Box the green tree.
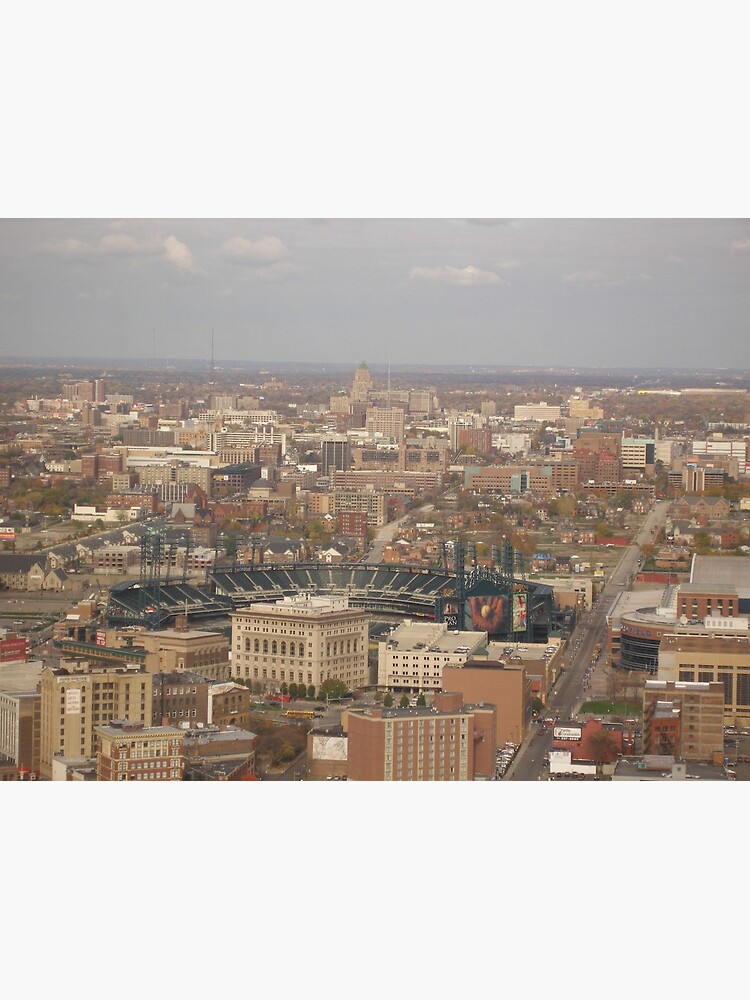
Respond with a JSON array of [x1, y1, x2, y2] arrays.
[[416, 693, 426, 707], [692, 531, 713, 555], [307, 684, 316, 699], [399, 693, 410, 708], [383, 692, 394, 708], [320, 677, 347, 701], [281, 682, 288, 696], [288, 682, 298, 699]]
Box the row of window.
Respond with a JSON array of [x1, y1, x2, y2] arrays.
[[242, 638, 360, 656]]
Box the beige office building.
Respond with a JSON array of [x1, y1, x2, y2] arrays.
[[39, 662, 152, 779], [231, 594, 369, 694], [377, 621, 487, 693], [658, 628, 750, 727], [139, 626, 231, 679], [0, 690, 41, 776], [642, 679, 724, 762]]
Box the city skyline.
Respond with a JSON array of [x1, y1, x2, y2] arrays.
[[2, 218, 749, 370]]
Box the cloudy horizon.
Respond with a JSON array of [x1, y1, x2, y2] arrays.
[[1, 218, 748, 370]]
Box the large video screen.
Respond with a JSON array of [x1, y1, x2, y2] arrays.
[[466, 594, 507, 634]]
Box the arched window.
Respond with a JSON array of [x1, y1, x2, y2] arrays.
[[347, 640, 351, 654], [333, 642, 338, 656], [289, 642, 296, 657], [271, 641, 278, 655], [254, 638, 260, 653], [353, 639, 358, 653], [263, 639, 269, 654], [280, 641, 286, 656]]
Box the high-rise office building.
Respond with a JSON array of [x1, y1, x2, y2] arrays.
[[321, 434, 351, 476]]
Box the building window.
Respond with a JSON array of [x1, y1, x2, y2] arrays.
[[736, 673, 750, 707]]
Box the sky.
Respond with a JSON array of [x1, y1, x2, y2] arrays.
[[1, 218, 749, 369]]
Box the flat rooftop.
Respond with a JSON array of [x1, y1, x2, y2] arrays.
[[691, 555, 750, 596], [383, 621, 486, 654], [0, 658, 45, 693]]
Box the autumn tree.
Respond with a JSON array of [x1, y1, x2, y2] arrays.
[[588, 730, 620, 771]]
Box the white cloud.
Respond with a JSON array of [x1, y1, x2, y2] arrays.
[[409, 264, 504, 286], [219, 235, 290, 266], [97, 233, 150, 256], [162, 235, 197, 272], [731, 238, 750, 251]]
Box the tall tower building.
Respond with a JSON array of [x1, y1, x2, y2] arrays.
[[351, 362, 373, 404]]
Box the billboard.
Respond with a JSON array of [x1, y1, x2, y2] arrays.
[[312, 735, 347, 761], [467, 594, 507, 634], [512, 592, 527, 632], [0, 526, 15, 542], [553, 726, 582, 741], [442, 599, 460, 629], [95, 630, 107, 647], [65, 688, 82, 715]]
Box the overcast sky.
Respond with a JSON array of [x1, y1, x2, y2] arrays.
[[1, 218, 748, 369]]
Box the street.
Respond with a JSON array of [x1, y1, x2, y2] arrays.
[[506, 500, 668, 780]]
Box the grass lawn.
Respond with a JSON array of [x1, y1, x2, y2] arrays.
[[579, 699, 641, 717]]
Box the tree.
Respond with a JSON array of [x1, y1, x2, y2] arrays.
[[588, 730, 620, 770], [399, 693, 410, 708], [692, 531, 713, 555], [307, 684, 316, 699], [288, 682, 298, 699], [276, 741, 297, 764], [383, 692, 394, 708], [320, 677, 347, 701], [281, 682, 288, 696], [416, 693, 426, 707]]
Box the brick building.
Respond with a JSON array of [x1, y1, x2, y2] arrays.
[[95, 720, 185, 781], [345, 691, 495, 781], [441, 659, 532, 747], [642, 679, 724, 762]]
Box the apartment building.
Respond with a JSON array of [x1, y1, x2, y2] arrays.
[[345, 691, 495, 781], [642, 679, 724, 762], [365, 405, 405, 442], [231, 593, 369, 694], [513, 402, 561, 422], [95, 720, 185, 781], [39, 662, 152, 779]]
